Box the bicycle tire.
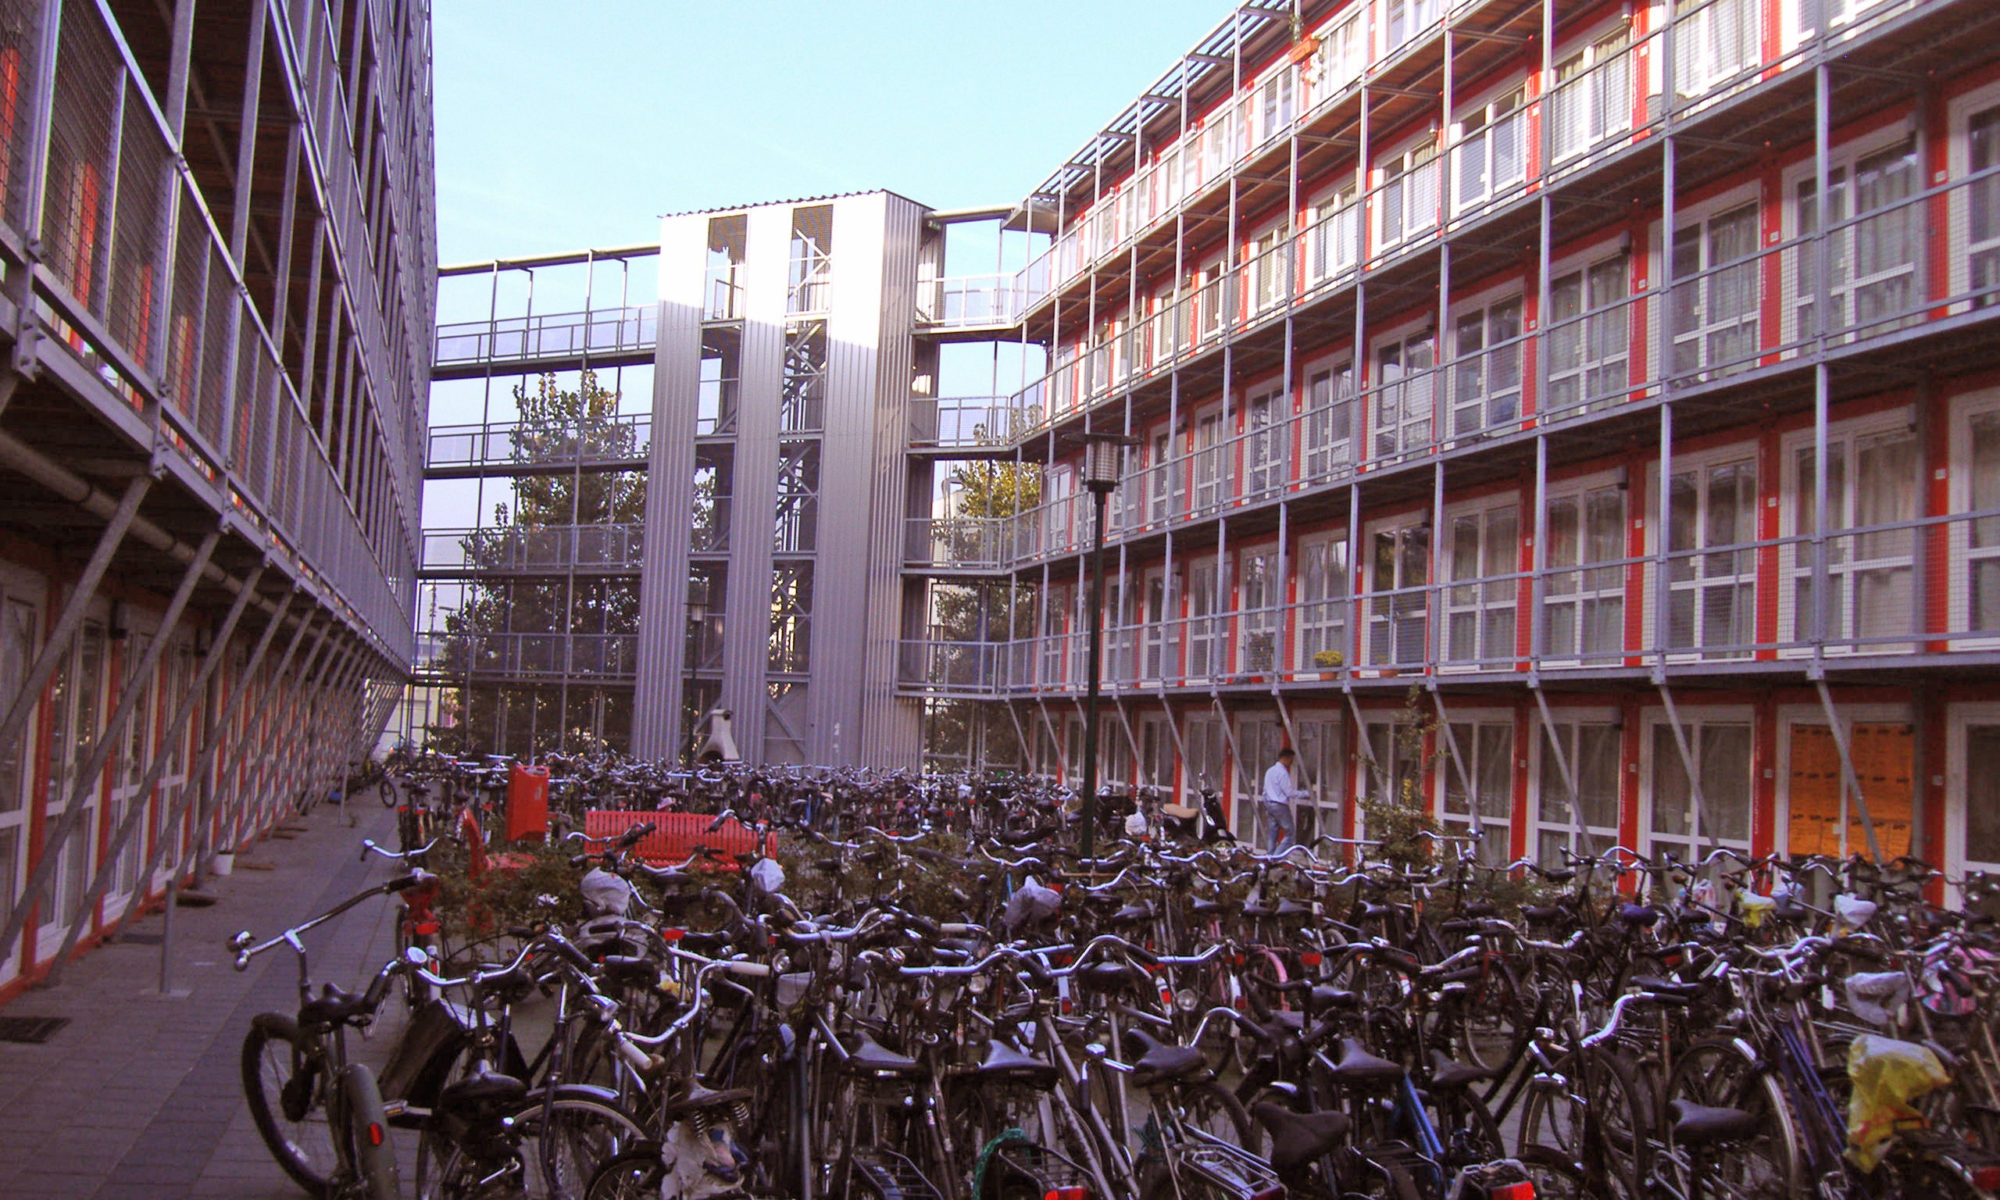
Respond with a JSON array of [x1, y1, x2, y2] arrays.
[[337, 1063, 399, 1200], [1657, 1036, 1800, 1200], [380, 776, 398, 808], [414, 1088, 647, 1200], [1516, 1046, 1649, 1199], [1515, 1143, 1589, 1200], [241, 1013, 337, 1196], [582, 1150, 667, 1200]]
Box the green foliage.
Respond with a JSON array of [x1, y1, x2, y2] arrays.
[[1358, 687, 1442, 874], [430, 370, 643, 755]]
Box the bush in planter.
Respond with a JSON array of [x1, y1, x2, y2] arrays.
[[1313, 649, 1344, 670]]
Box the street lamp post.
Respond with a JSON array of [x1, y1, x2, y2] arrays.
[[1078, 433, 1128, 864]]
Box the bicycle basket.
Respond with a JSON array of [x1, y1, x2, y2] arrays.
[[377, 998, 473, 1105]]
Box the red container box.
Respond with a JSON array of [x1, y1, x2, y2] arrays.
[[505, 764, 550, 842]]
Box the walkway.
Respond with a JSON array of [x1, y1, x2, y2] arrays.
[[0, 799, 417, 1200]]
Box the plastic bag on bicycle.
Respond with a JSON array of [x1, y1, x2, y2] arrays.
[[1846, 1032, 1950, 1170]]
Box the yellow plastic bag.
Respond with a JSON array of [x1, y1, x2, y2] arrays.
[[1845, 1033, 1949, 1171]]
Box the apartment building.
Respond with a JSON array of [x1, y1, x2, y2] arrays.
[[418, 0, 2000, 893], [0, 0, 433, 996]]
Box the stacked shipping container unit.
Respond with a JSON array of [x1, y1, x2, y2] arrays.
[[0, 0, 432, 998]]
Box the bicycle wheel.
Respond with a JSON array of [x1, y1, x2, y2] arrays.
[[1516, 1046, 1649, 1199], [1515, 1144, 1589, 1200], [380, 775, 398, 808], [336, 1064, 399, 1200], [582, 1150, 667, 1200], [415, 1089, 647, 1200], [241, 1013, 337, 1196], [1657, 1037, 1799, 1200], [1168, 1078, 1260, 1156]]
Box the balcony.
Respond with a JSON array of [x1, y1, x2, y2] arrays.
[[916, 274, 1030, 334], [426, 413, 651, 477], [420, 523, 644, 576], [908, 396, 1041, 450], [895, 503, 2000, 697], [432, 305, 657, 379], [414, 631, 639, 683], [935, 159, 2000, 575]]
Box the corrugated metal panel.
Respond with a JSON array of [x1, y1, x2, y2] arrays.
[[715, 204, 794, 760], [628, 219, 703, 757], [860, 195, 927, 770]]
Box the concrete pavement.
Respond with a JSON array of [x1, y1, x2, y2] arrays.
[[0, 798, 418, 1200]]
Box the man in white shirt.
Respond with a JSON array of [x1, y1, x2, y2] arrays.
[[1260, 747, 1307, 853]]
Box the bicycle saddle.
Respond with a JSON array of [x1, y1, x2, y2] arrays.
[[1190, 897, 1240, 917], [1427, 1049, 1496, 1091], [1110, 901, 1155, 925], [661, 1082, 753, 1118], [300, 983, 374, 1027], [845, 1034, 924, 1077], [975, 1039, 1059, 1086], [1251, 1101, 1351, 1172], [1122, 1029, 1209, 1087], [1666, 1099, 1762, 1147], [1617, 903, 1661, 928], [1074, 961, 1142, 994], [438, 1062, 528, 1114], [1326, 1036, 1405, 1086]]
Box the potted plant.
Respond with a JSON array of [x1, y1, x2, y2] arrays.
[[1312, 649, 1344, 676]]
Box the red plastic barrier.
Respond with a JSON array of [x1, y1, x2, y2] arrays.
[[582, 810, 767, 866], [506, 764, 550, 842]]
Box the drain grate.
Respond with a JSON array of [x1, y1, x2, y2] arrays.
[[0, 1016, 69, 1044]]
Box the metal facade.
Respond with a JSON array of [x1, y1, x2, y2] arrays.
[[0, 0, 434, 996]]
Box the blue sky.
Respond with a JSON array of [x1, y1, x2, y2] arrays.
[[432, 1, 1229, 266]]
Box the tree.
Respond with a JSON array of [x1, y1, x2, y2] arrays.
[[431, 371, 646, 754]]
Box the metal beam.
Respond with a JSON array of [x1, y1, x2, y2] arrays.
[[0, 529, 215, 962], [0, 476, 150, 772], [1655, 683, 1717, 857], [1814, 679, 1885, 863], [38, 568, 274, 980]]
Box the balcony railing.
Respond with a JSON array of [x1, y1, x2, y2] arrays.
[[908, 396, 1040, 449], [1007, 0, 1917, 319], [896, 504, 2000, 695], [930, 161, 1997, 571], [433, 305, 656, 369], [916, 274, 1031, 328], [427, 413, 651, 472], [0, 0, 413, 660], [420, 524, 644, 573], [417, 632, 639, 681]]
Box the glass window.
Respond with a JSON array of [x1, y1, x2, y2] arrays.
[[1302, 362, 1355, 479], [1671, 202, 1760, 380], [1442, 720, 1514, 863], [1296, 534, 1351, 672], [1790, 425, 1916, 648], [1537, 721, 1621, 864], [1795, 136, 1918, 342], [1450, 297, 1523, 437], [1649, 721, 1752, 860], [1445, 505, 1519, 666], [1969, 105, 2000, 307], [1547, 254, 1630, 414], [1546, 484, 1627, 662], [1665, 456, 1758, 656]]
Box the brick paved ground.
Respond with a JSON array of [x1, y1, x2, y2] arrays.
[[0, 799, 421, 1200]]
